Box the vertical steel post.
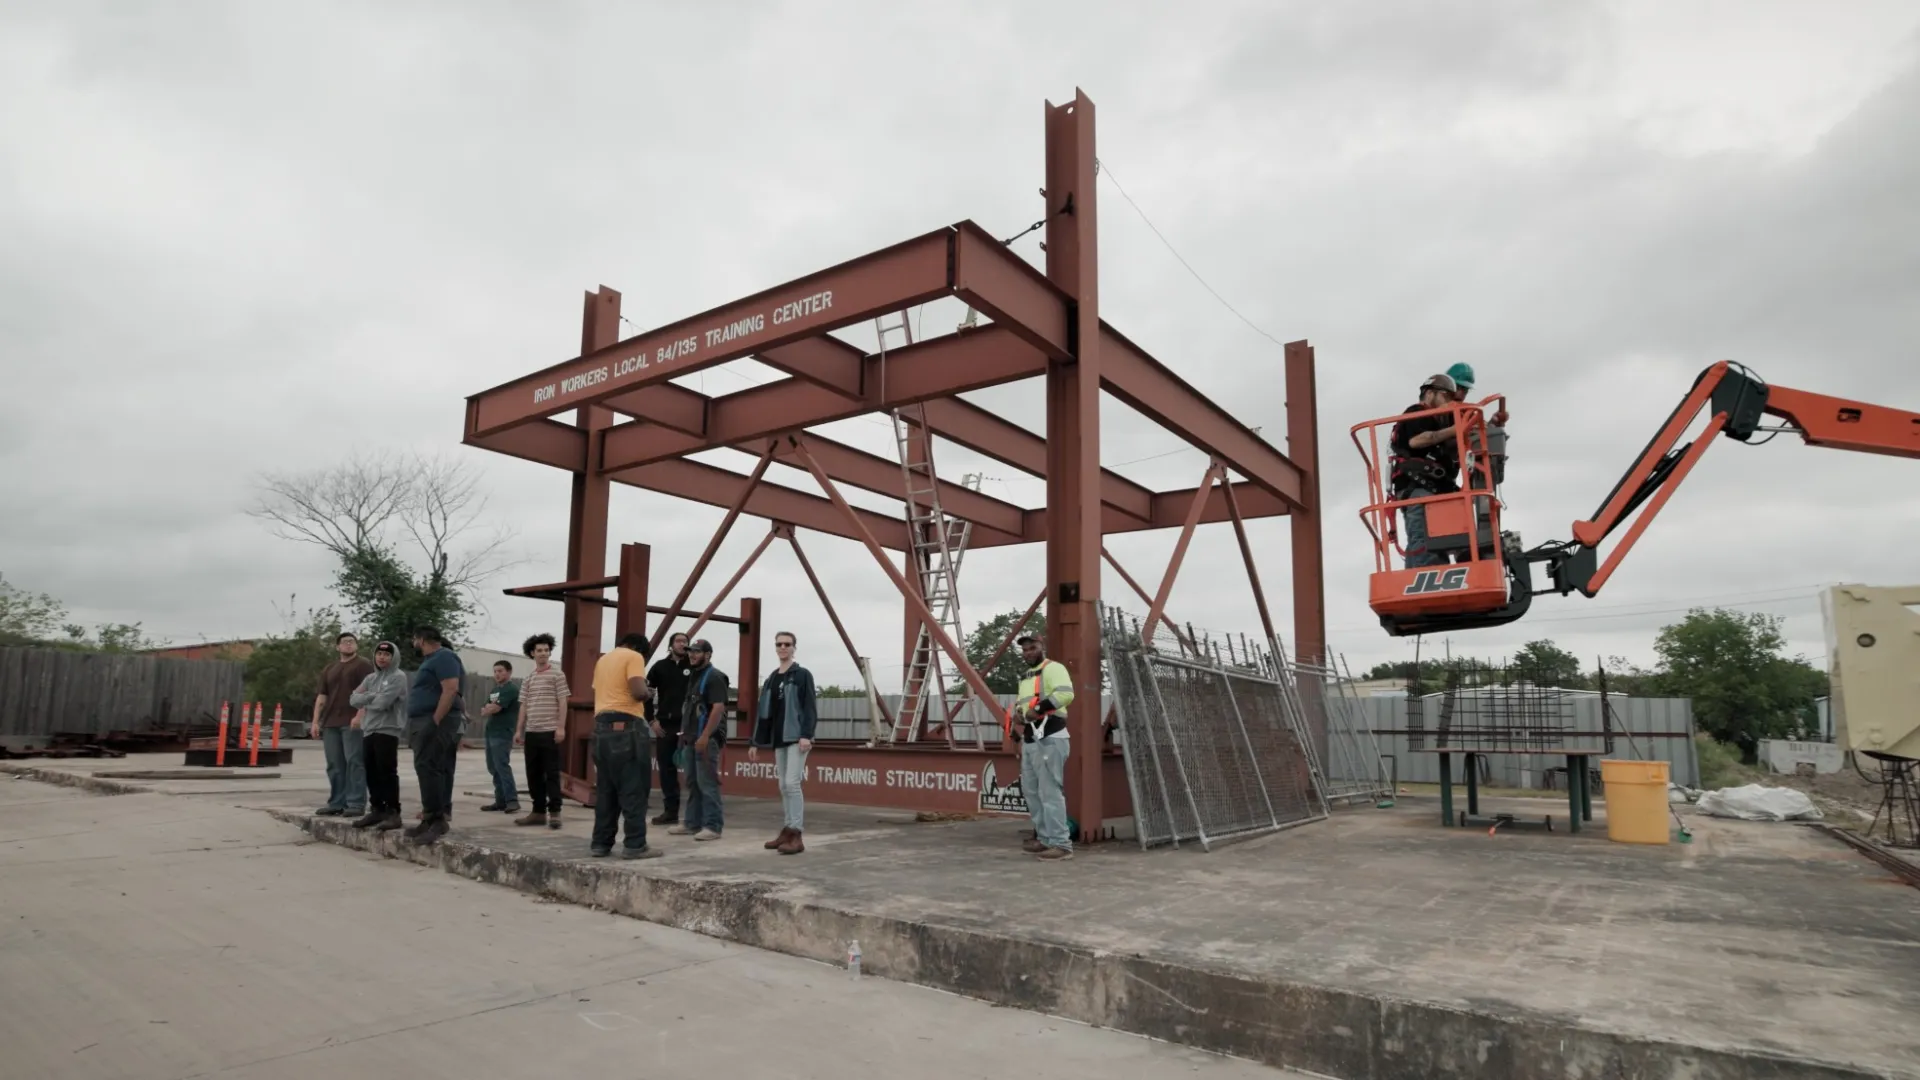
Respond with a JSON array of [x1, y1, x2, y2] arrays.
[[1285, 340, 1327, 762], [563, 287, 620, 792], [1044, 90, 1105, 840], [615, 542, 650, 644], [737, 597, 761, 742]]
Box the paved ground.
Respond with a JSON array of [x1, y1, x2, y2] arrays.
[[0, 777, 1299, 1080], [11, 751, 1918, 1078]]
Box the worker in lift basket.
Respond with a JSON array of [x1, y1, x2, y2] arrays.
[[1012, 635, 1076, 861], [1388, 373, 1464, 567]]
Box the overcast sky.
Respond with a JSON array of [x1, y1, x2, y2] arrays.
[[4, 1, 1916, 686]]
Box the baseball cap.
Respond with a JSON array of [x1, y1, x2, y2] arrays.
[[688, 638, 714, 654], [1420, 373, 1458, 394]]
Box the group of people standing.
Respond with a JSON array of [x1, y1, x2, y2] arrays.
[[581, 629, 817, 859], [310, 626, 469, 844]]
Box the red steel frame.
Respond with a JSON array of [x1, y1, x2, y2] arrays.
[[464, 91, 1326, 839]]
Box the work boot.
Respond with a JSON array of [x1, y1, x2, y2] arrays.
[[315, 806, 346, 817], [548, 809, 563, 830], [1021, 837, 1046, 854], [590, 845, 612, 858], [620, 845, 663, 860], [351, 809, 384, 829], [514, 810, 547, 827], [651, 812, 678, 826], [480, 802, 505, 812], [777, 830, 805, 856], [403, 815, 433, 840], [415, 817, 450, 845], [765, 827, 794, 850], [374, 811, 404, 832], [1035, 847, 1073, 861]]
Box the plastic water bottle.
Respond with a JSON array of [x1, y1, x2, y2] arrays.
[[847, 939, 862, 981]]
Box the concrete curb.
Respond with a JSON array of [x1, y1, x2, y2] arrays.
[[272, 807, 1890, 1080], [0, 763, 152, 796]]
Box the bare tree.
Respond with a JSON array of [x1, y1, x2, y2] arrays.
[[248, 452, 520, 609]]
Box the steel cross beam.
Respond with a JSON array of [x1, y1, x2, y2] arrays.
[[1143, 459, 1227, 646], [648, 443, 775, 654], [466, 222, 1071, 438]]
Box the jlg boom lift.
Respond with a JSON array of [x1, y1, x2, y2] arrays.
[[1352, 361, 1920, 637]]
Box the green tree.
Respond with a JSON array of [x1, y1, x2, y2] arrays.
[[1653, 608, 1827, 756], [817, 684, 868, 699], [249, 452, 516, 658], [333, 546, 467, 665], [244, 602, 345, 724], [1509, 639, 1588, 689], [958, 608, 1049, 695], [1592, 655, 1661, 697], [0, 573, 68, 645]]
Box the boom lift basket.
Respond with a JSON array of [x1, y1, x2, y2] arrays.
[[1352, 398, 1529, 636]]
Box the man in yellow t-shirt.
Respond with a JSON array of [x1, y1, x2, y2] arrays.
[[589, 632, 660, 859]]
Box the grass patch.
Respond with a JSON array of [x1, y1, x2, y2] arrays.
[[1694, 734, 1761, 790]]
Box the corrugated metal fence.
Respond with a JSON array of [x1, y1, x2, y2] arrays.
[[0, 647, 246, 740], [1331, 694, 1700, 789]]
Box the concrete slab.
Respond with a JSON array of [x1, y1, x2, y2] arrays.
[[0, 779, 1298, 1079], [10, 755, 1917, 1079]]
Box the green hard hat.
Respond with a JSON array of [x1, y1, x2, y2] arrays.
[[1445, 362, 1476, 391]]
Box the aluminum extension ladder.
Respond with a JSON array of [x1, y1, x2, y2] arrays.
[[875, 310, 981, 746]]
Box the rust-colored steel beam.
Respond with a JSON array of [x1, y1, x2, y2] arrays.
[[686, 527, 778, 643], [648, 443, 774, 654], [464, 417, 589, 472], [604, 381, 709, 436], [786, 437, 1005, 721], [755, 336, 865, 398], [1143, 460, 1226, 646], [1221, 480, 1277, 649], [467, 229, 955, 437], [599, 326, 1047, 473], [1101, 547, 1193, 652], [621, 458, 909, 551], [992, 478, 1288, 548], [1099, 322, 1306, 508], [562, 287, 620, 790], [773, 434, 1027, 539], [951, 221, 1073, 359], [914, 398, 1154, 521], [737, 596, 761, 738], [983, 587, 1046, 678], [614, 542, 650, 642], [784, 528, 897, 733], [1045, 90, 1106, 838], [1285, 340, 1326, 668]]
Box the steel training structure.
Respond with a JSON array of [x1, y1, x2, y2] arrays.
[[462, 91, 1327, 838]]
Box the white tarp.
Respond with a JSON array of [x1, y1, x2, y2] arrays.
[[1696, 783, 1824, 822]]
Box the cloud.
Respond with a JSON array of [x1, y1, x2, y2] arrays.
[[1, 2, 1916, 683]]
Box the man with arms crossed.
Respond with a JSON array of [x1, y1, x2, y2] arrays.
[[311, 632, 373, 818]]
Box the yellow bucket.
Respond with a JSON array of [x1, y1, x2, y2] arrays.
[[1601, 759, 1672, 845]]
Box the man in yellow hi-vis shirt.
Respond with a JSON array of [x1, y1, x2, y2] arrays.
[[1013, 634, 1075, 860]]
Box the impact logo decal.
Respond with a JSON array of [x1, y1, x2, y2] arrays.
[[978, 761, 1028, 815], [1403, 567, 1470, 595]]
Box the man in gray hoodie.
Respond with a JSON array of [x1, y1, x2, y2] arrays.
[[348, 641, 410, 830]]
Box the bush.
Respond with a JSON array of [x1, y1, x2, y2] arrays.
[[1695, 734, 1753, 791]]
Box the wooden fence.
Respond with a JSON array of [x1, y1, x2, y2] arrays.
[[0, 647, 247, 741]]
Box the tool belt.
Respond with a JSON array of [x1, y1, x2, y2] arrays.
[[1021, 715, 1068, 743], [1390, 455, 1458, 494]]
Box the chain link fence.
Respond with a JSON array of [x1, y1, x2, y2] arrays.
[[1100, 604, 1329, 851]]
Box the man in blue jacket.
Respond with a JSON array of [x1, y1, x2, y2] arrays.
[[748, 630, 817, 855]]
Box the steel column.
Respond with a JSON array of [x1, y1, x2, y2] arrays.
[[737, 597, 762, 740], [1044, 90, 1106, 839], [563, 287, 619, 790], [614, 542, 650, 643], [1285, 341, 1327, 761]]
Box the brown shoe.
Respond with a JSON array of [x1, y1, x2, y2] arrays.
[[1021, 838, 1046, 854], [1036, 846, 1073, 861], [777, 830, 805, 855], [514, 811, 547, 827], [765, 827, 794, 850]]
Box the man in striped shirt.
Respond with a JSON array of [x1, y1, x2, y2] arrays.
[[513, 633, 570, 829]]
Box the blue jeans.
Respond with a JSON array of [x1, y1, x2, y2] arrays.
[[774, 744, 807, 830], [322, 726, 366, 812], [683, 739, 725, 834], [484, 732, 518, 806], [1022, 737, 1071, 851], [1400, 485, 1447, 568]]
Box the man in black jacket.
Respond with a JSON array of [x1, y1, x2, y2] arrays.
[[1389, 373, 1463, 568], [646, 632, 692, 826]]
